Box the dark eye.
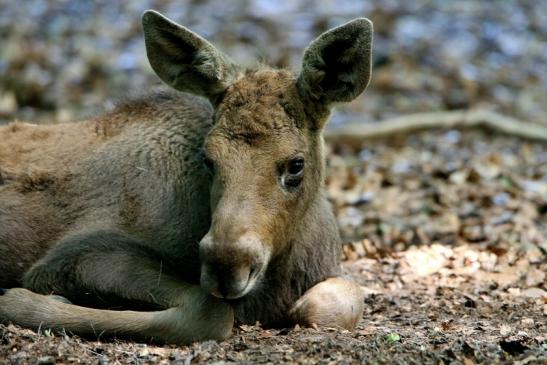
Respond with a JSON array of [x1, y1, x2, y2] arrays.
[[281, 157, 305, 190], [288, 159, 304, 176]]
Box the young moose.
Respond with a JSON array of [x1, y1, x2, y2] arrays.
[[0, 11, 373, 344]]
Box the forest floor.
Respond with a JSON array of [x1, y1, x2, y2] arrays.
[[1, 129, 545, 364]]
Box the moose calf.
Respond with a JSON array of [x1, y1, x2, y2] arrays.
[[0, 10, 373, 344]]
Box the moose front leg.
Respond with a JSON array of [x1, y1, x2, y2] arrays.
[[0, 287, 233, 343], [22, 229, 198, 309], [0, 229, 234, 343], [289, 277, 364, 330]]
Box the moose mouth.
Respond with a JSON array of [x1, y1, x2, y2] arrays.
[[200, 261, 265, 299], [199, 233, 271, 299]]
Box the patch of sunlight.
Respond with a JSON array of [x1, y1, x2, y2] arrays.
[[403, 244, 453, 276]]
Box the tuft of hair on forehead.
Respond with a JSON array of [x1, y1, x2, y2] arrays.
[[213, 68, 308, 143], [226, 68, 294, 103]]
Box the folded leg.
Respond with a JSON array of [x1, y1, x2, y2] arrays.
[[0, 229, 234, 343]]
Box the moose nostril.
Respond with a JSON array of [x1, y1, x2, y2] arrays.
[[249, 265, 259, 280], [201, 262, 262, 299], [217, 281, 228, 299]]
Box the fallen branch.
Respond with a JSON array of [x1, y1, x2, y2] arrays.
[[325, 110, 547, 146]]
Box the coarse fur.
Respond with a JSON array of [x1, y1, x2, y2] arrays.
[[0, 10, 373, 344]]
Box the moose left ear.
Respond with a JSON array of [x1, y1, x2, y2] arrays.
[[142, 10, 240, 102], [297, 18, 373, 106]]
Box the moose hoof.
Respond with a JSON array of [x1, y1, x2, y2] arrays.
[[290, 277, 364, 330]]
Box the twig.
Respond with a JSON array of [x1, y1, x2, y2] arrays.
[[324, 110, 547, 146]]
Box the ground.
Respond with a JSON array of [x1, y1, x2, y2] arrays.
[[1, 130, 545, 364]]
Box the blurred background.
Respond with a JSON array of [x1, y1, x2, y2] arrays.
[[0, 0, 546, 126]]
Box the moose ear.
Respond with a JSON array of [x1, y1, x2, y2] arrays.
[[297, 18, 373, 106], [142, 10, 240, 101]]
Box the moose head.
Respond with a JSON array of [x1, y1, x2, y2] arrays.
[[142, 11, 373, 299]]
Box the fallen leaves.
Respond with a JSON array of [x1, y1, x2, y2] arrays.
[[335, 130, 546, 319], [331, 130, 546, 254], [335, 130, 546, 364]]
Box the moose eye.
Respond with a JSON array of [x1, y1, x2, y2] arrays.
[[280, 157, 305, 190], [288, 159, 304, 176]]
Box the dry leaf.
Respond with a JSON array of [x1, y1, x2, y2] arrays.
[[520, 288, 547, 299], [239, 325, 254, 332], [525, 268, 546, 287]]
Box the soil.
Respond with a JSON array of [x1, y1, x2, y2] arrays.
[[1, 130, 545, 364]]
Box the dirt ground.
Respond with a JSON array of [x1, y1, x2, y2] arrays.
[[1, 129, 545, 364]]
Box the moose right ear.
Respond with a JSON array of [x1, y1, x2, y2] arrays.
[[142, 10, 240, 101], [297, 18, 373, 111]]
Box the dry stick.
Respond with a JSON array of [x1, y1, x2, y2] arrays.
[[324, 110, 547, 146]]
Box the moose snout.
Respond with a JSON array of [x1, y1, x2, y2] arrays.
[[199, 233, 270, 299]]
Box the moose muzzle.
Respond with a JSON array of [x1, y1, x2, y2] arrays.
[[199, 232, 271, 299]]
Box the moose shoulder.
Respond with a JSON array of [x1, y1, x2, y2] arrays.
[[0, 10, 373, 344]]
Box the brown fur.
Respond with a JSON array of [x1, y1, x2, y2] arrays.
[[0, 10, 372, 344]]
